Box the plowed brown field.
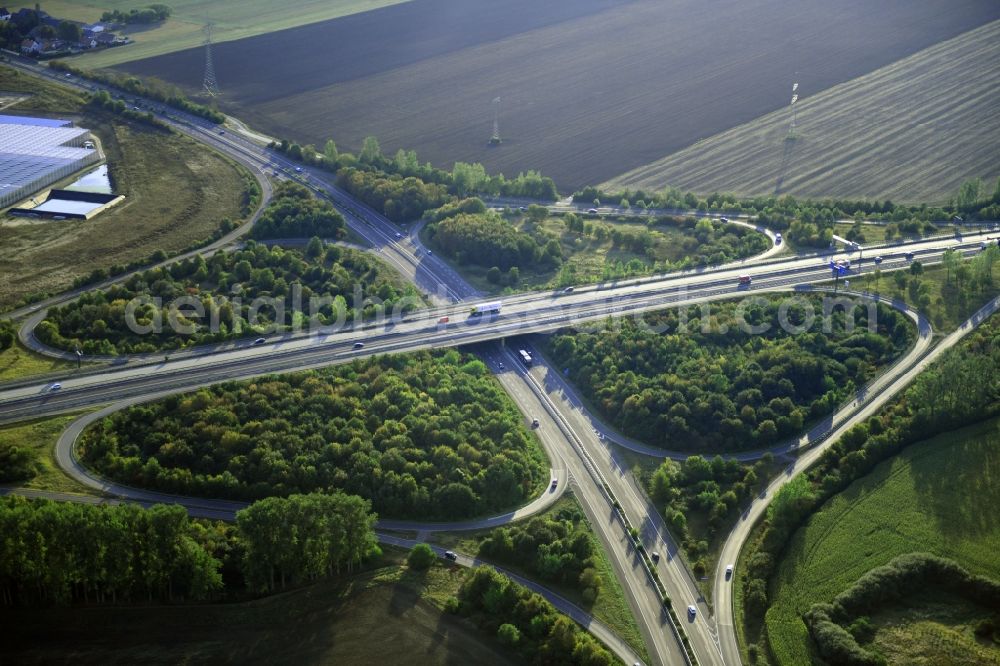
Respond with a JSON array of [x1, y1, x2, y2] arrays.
[[119, 0, 1000, 191]]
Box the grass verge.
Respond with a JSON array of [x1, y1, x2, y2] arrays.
[[0, 410, 99, 495], [0, 341, 83, 383]]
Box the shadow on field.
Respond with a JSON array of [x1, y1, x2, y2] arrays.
[[907, 421, 1000, 541], [773, 135, 799, 196]]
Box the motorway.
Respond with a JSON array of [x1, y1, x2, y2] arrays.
[[3, 57, 999, 666]]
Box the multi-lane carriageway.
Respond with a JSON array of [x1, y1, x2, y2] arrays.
[[0, 233, 989, 424]]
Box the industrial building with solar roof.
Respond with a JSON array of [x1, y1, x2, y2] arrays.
[[0, 114, 100, 210]]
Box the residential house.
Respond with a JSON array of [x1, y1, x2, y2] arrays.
[[0, 8, 13, 22], [20, 38, 40, 54]]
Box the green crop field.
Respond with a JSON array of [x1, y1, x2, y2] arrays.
[[10, 0, 413, 67], [0, 65, 253, 310], [765, 417, 1000, 665], [605, 20, 1000, 205]]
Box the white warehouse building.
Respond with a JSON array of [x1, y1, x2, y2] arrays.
[[0, 115, 100, 210]]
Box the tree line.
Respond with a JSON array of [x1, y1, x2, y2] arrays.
[[272, 134, 558, 210], [47, 60, 225, 124], [80, 351, 547, 520], [38, 238, 417, 355], [738, 312, 1000, 647], [546, 296, 914, 452], [0, 492, 379, 607], [452, 566, 617, 665], [803, 553, 1000, 666], [0, 498, 221, 606], [574, 178, 1000, 247], [101, 5, 172, 24], [479, 509, 603, 605]]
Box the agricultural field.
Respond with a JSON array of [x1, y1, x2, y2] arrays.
[[605, 20, 1000, 205], [765, 417, 1000, 665], [0, 66, 253, 310], [9, 0, 413, 68], [117, 0, 1000, 191], [0, 551, 518, 665]]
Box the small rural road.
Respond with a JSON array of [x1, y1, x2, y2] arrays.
[[713, 294, 1000, 666]]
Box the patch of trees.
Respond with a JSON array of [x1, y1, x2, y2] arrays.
[[574, 180, 1000, 246], [250, 182, 346, 240], [334, 166, 449, 222], [479, 508, 602, 604], [80, 351, 547, 520], [0, 9, 42, 51], [428, 211, 556, 275], [272, 135, 558, 202], [48, 61, 225, 124], [88, 89, 167, 129], [101, 5, 172, 24], [803, 553, 1000, 666], [0, 441, 35, 483], [236, 493, 379, 593], [648, 453, 772, 574], [38, 239, 416, 355], [0, 497, 221, 606], [546, 296, 914, 451], [452, 566, 616, 665], [738, 313, 1000, 634]]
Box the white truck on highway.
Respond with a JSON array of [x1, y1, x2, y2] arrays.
[[471, 301, 502, 316]]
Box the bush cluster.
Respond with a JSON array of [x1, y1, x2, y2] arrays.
[[455, 566, 616, 665], [803, 553, 1000, 666], [479, 509, 602, 603]]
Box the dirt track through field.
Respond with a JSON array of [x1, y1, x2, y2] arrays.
[[120, 0, 1000, 191]]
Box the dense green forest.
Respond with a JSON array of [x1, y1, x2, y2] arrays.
[[37, 239, 418, 355], [546, 296, 914, 452], [334, 166, 451, 223], [0, 492, 378, 607], [236, 493, 379, 593], [453, 566, 616, 665], [424, 200, 770, 284], [648, 453, 773, 573], [80, 351, 548, 519], [249, 182, 347, 240], [479, 509, 602, 603], [738, 312, 1000, 651]]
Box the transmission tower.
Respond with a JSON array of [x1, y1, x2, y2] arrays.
[[202, 24, 220, 97], [489, 96, 501, 145], [787, 81, 798, 135]]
